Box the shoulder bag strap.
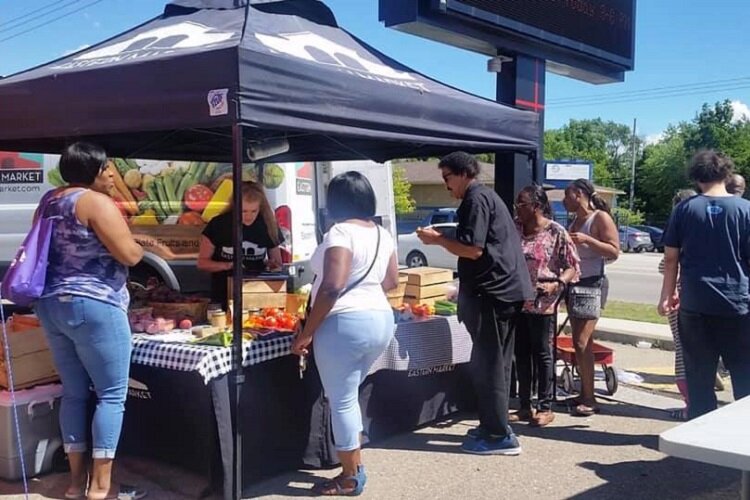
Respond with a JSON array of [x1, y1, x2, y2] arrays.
[[340, 225, 381, 298], [304, 225, 382, 315]]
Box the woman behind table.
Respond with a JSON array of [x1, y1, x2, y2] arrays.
[[291, 171, 399, 496], [562, 179, 620, 417], [197, 181, 282, 308], [33, 143, 146, 500], [512, 185, 580, 427]]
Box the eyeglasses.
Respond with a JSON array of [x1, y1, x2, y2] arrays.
[[514, 201, 532, 210], [441, 172, 454, 183]]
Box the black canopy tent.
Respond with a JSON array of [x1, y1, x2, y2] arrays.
[[0, 0, 539, 497]]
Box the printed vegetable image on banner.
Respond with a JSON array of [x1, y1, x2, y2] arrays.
[[47, 158, 259, 256]]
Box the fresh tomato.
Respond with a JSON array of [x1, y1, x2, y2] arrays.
[[263, 316, 278, 328], [279, 316, 295, 330], [184, 184, 214, 212], [262, 308, 280, 318]]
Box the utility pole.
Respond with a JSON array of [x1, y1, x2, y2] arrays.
[[629, 117, 637, 211]]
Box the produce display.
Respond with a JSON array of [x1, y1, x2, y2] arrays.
[[393, 299, 458, 323], [244, 307, 300, 331], [128, 307, 176, 334], [434, 300, 458, 316], [128, 280, 205, 306], [48, 158, 260, 225]]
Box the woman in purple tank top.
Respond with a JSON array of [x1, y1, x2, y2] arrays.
[[563, 179, 620, 417], [34, 143, 147, 500]]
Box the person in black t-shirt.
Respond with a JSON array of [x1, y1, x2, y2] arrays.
[[197, 181, 282, 307], [417, 151, 533, 456]]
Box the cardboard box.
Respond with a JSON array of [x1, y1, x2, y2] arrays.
[[399, 267, 453, 287], [404, 282, 446, 300], [0, 327, 59, 390]]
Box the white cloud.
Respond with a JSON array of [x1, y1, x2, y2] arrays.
[[62, 44, 91, 57], [645, 132, 665, 145], [731, 100, 750, 122]]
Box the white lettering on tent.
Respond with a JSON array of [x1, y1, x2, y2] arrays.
[[51, 22, 236, 69], [255, 31, 429, 92]]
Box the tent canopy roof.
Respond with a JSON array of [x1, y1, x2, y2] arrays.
[[0, 0, 539, 163]]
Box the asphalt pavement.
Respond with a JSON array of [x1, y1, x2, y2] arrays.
[[0, 340, 740, 500], [605, 252, 663, 304]]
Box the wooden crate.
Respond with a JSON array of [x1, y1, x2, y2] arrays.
[[404, 282, 447, 300], [403, 295, 446, 307], [228, 278, 287, 294], [399, 267, 453, 287], [229, 292, 287, 312], [0, 327, 59, 390], [227, 278, 287, 312], [385, 275, 407, 308]]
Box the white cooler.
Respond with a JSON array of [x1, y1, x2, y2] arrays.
[[0, 384, 63, 480]]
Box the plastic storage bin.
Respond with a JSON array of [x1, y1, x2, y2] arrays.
[[0, 384, 63, 480]]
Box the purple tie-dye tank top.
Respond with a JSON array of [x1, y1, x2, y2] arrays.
[[41, 189, 130, 311]]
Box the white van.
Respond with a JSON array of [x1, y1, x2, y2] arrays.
[[0, 152, 395, 294]]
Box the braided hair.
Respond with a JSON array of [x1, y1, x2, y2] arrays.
[[570, 178, 611, 216]]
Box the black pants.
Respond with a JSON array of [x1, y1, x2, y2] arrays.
[[460, 295, 522, 438], [678, 309, 750, 419], [515, 313, 554, 411]]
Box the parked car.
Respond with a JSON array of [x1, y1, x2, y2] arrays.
[[632, 225, 664, 252], [396, 207, 458, 235], [397, 223, 458, 270], [618, 226, 654, 253]]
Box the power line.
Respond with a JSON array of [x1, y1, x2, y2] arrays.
[[549, 84, 750, 109], [0, 0, 72, 28], [0, 0, 85, 35], [548, 76, 750, 104], [0, 0, 108, 45]]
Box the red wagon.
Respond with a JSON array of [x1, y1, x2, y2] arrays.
[[555, 332, 618, 396]]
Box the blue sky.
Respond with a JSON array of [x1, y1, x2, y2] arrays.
[[1, 0, 748, 140]]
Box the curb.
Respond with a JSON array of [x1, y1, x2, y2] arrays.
[[557, 315, 675, 351]]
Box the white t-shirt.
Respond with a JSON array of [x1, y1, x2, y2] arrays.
[[310, 222, 394, 315]]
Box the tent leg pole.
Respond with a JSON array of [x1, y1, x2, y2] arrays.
[[231, 122, 245, 500]]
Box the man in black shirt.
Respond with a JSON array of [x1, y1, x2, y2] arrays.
[[418, 151, 533, 455]]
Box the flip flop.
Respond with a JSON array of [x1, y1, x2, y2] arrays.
[[64, 492, 85, 500]]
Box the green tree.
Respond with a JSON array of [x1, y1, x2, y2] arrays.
[[392, 165, 416, 215], [544, 118, 642, 190], [635, 101, 750, 222]]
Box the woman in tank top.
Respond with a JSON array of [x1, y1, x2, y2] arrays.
[[34, 143, 147, 500], [563, 179, 620, 416]]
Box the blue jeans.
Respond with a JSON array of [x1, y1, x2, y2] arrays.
[[35, 295, 131, 459], [313, 310, 394, 451]]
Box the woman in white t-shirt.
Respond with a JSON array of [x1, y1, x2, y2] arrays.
[[292, 171, 398, 496]]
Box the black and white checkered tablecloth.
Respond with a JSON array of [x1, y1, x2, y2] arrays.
[[130, 316, 472, 384], [131, 334, 293, 384], [368, 316, 473, 374]]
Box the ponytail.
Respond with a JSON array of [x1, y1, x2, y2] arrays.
[[571, 178, 612, 217], [589, 192, 611, 215]]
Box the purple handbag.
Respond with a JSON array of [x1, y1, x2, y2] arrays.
[[1, 191, 58, 306]]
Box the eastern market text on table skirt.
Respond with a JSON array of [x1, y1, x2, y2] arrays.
[[120, 316, 476, 497]]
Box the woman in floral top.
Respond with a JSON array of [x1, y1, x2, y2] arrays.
[[511, 185, 580, 427]]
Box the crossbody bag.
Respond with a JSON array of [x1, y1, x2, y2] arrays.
[[567, 261, 604, 320]]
